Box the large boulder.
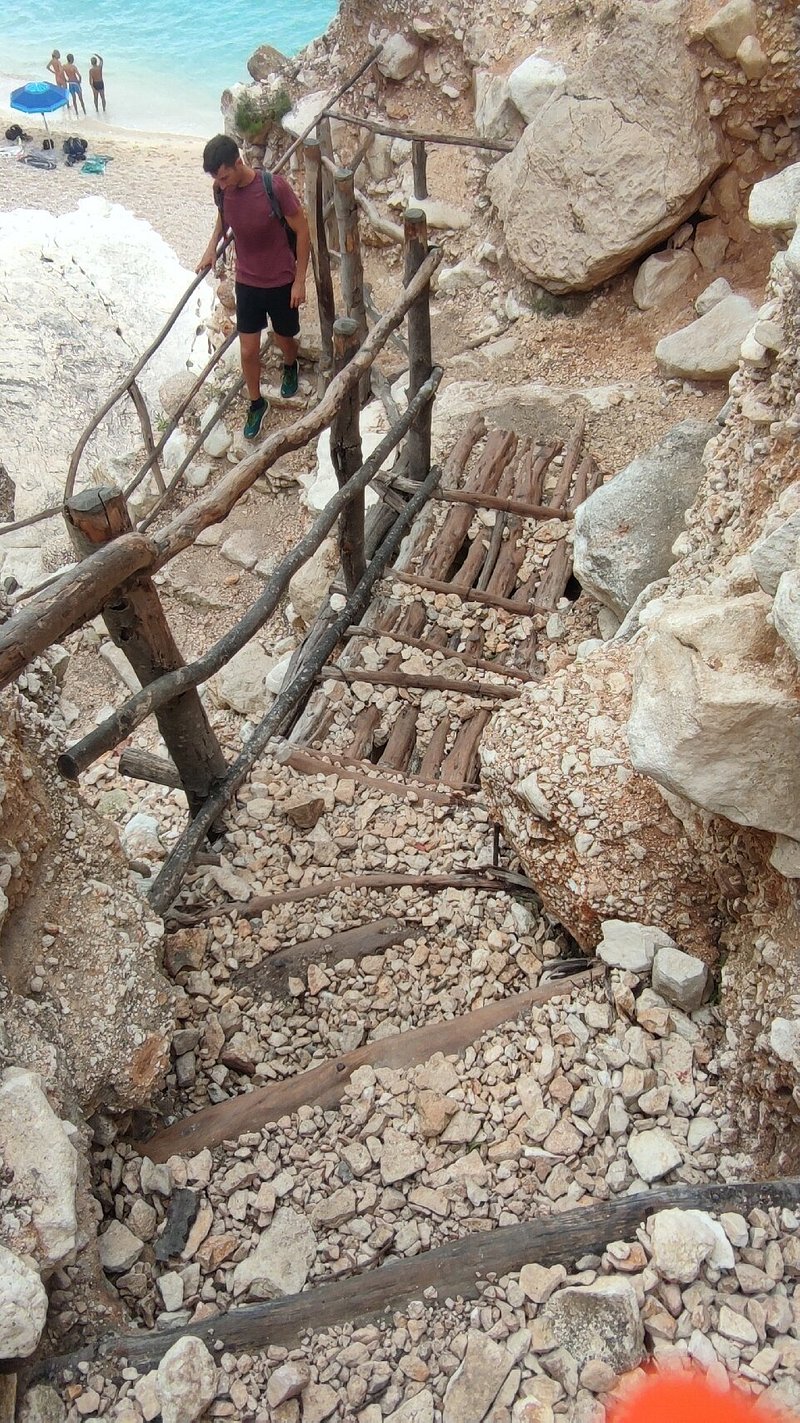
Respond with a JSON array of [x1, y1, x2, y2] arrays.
[[480, 640, 725, 958], [0, 1068, 78, 1270], [247, 45, 289, 82], [750, 509, 800, 595], [487, 0, 724, 293], [574, 421, 713, 616], [748, 164, 800, 233], [700, 0, 759, 60], [377, 35, 419, 82], [474, 72, 522, 143], [628, 593, 800, 839], [772, 569, 800, 662], [655, 294, 758, 379]]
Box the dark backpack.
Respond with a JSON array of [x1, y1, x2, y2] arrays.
[[214, 170, 297, 258]]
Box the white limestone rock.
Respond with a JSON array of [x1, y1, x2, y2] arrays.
[[628, 592, 800, 839], [288, 535, 338, 628], [156, 1337, 217, 1423], [442, 1331, 515, 1423], [770, 834, 800, 879], [633, 249, 699, 310], [377, 35, 419, 81], [627, 1127, 682, 1182], [737, 34, 769, 79], [545, 1278, 644, 1371], [749, 164, 800, 232], [487, 1, 723, 292], [596, 919, 676, 973], [302, 408, 386, 513], [211, 642, 275, 717], [695, 277, 732, 315], [232, 1208, 317, 1298], [655, 294, 758, 379], [0, 1245, 48, 1359], [282, 90, 334, 139], [120, 813, 165, 865], [0, 1068, 78, 1271], [701, 0, 758, 60], [652, 944, 711, 1012], [508, 54, 566, 121], [474, 71, 521, 143], [573, 420, 713, 616], [16, 1385, 67, 1422], [98, 1220, 145, 1273], [752, 512, 800, 595], [649, 1207, 734, 1283]]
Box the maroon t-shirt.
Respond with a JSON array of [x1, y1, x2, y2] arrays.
[[221, 172, 300, 289]]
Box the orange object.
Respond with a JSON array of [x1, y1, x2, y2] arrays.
[[607, 1372, 793, 1423]]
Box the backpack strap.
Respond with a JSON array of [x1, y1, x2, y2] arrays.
[[262, 170, 297, 256]]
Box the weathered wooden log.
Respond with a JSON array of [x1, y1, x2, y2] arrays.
[[392, 485, 570, 521], [425, 429, 517, 581], [148, 462, 443, 915], [126, 380, 166, 495], [342, 626, 533, 681], [403, 209, 434, 484], [169, 867, 521, 929], [395, 570, 533, 617], [345, 704, 382, 759], [326, 109, 515, 153], [438, 709, 492, 788], [333, 169, 368, 357], [417, 713, 452, 781], [118, 749, 182, 790], [304, 139, 335, 382], [330, 318, 366, 593], [412, 139, 428, 200], [316, 116, 339, 254], [281, 748, 471, 805], [234, 918, 412, 997], [31, 1177, 800, 1373], [534, 453, 595, 612], [140, 967, 601, 1160], [57, 369, 442, 779], [547, 414, 586, 509], [64, 489, 226, 817], [138, 374, 247, 533], [378, 703, 419, 770], [317, 664, 520, 700]]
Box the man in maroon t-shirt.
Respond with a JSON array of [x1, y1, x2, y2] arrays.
[[197, 134, 311, 439]]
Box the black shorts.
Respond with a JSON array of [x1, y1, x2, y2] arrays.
[[235, 281, 299, 338]]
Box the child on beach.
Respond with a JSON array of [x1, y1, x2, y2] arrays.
[[64, 55, 86, 116], [89, 55, 106, 113], [46, 50, 67, 90]]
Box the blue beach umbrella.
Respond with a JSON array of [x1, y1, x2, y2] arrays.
[[10, 81, 69, 134]]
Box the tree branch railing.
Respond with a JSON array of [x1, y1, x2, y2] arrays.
[[57, 366, 442, 780], [0, 243, 442, 691]]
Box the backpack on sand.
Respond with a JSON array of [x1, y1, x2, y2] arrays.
[[214, 170, 297, 258]]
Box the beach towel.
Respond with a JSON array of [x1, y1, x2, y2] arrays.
[[81, 157, 107, 174], [22, 152, 57, 170]]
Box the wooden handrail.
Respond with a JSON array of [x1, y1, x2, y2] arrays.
[[326, 109, 515, 153]]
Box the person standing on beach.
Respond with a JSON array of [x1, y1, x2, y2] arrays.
[[88, 55, 106, 112], [196, 134, 310, 440], [46, 50, 67, 90], [64, 55, 86, 116]]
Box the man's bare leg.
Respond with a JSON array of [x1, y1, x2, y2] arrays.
[[239, 332, 262, 401]]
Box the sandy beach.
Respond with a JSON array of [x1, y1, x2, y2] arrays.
[[0, 114, 213, 266]]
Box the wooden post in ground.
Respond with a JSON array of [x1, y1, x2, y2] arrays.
[[316, 117, 340, 255], [330, 317, 365, 593], [63, 487, 227, 818], [333, 166, 369, 404], [403, 209, 434, 483], [304, 139, 335, 385], [412, 140, 428, 200]]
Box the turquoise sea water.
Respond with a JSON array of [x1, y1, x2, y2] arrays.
[[0, 0, 338, 136]]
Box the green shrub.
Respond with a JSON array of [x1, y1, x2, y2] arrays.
[[235, 85, 292, 138]]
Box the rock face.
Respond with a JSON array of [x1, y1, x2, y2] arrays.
[[573, 421, 713, 616], [0, 1244, 48, 1359], [772, 569, 800, 662], [750, 510, 800, 595], [487, 1, 723, 292], [628, 593, 800, 840], [545, 1278, 644, 1371], [0, 1068, 78, 1270], [480, 641, 725, 959], [655, 295, 758, 379], [156, 1337, 217, 1423]]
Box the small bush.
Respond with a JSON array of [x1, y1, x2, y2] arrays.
[[235, 85, 292, 138]]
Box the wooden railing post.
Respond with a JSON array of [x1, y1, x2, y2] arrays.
[[316, 117, 340, 255], [403, 209, 434, 483], [333, 166, 369, 405], [63, 486, 227, 819], [304, 139, 335, 386], [412, 140, 428, 200], [330, 317, 365, 593]]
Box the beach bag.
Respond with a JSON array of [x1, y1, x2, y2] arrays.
[[5, 124, 28, 141], [63, 136, 88, 158], [42, 137, 55, 151], [214, 170, 297, 258]]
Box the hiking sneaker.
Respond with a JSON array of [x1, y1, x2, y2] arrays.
[[243, 396, 268, 440], [280, 361, 299, 399]]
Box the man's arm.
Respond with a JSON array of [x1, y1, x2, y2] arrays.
[[195, 210, 224, 274], [286, 207, 310, 308]]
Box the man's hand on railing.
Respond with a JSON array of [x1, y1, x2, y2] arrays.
[[195, 245, 216, 275]]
